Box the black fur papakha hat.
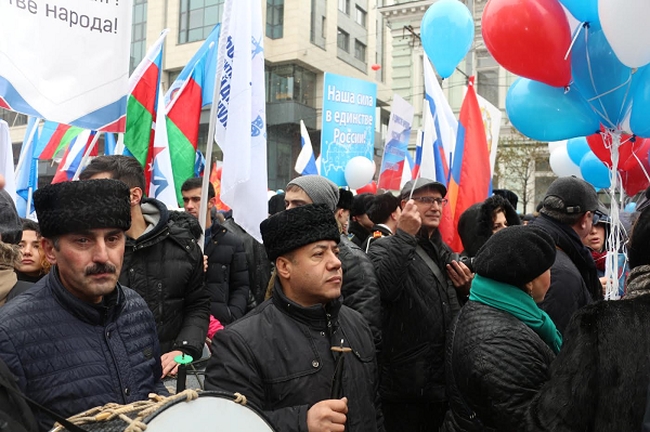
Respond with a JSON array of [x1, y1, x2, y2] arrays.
[[473, 225, 556, 288], [34, 179, 131, 238], [261, 204, 340, 262]]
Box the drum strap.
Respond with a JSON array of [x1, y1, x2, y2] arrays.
[[0, 378, 89, 432]]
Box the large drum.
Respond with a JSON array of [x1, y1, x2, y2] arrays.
[[49, 390, 276, 432]]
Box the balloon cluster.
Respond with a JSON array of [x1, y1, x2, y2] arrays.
[[483, 0, 650, 193]]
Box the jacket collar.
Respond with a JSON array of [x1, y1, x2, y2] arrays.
[[48, 267, 123, 325], [271, 278, 342, 329]]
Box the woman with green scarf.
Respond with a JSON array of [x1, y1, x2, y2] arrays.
[[441, 225, 561, 432]]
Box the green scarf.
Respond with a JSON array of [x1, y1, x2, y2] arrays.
[[469, 275, 562, 354]]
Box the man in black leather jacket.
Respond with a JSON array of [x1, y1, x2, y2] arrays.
[[81, 156, 210, 377], [206, 204, 382, 432]]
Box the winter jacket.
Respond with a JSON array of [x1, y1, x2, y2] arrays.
[[120, 198, 210, 360], [527, 264, 650, 432], [349, 220, 370, 247], [532, 215, 600, 334], [0, 269, 165, 431], [442, 301, 554, 432], [368, 228, 461, 403], [204, 280, 383, 432], [222, 218, 272, 307], [338, 235, 382, 351], [362, 224, 393, 253], [204, 222, 250, 325]]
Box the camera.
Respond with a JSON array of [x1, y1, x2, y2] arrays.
[[448, 253, 474, 272]]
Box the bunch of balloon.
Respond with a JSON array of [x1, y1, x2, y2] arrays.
[[484, 0, 650, 299], [420, 0, 474, 79]]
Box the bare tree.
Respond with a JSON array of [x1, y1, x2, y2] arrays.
[[494, 133, 549, 214]]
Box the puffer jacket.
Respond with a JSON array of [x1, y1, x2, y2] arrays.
[[338, 235, 382, 351], [120, 198, 210, 359], [527, 265, 650, 432], [204, 222, 249, 325], [0, 269, 165, 431], [205, 280, 382, 432], [368, 228, 460, 403], [442, 301, 555, 432], [222, 218, 272, 307]]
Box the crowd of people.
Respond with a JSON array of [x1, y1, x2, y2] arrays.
[[1, 157, 650, 432]]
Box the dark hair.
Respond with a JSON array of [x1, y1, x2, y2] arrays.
[[21, 218, 40, 235], [351, 193, 374, 217], [181, 177, 215, 200], [367, 193, 400, 225], [79, 155, 146, 192]]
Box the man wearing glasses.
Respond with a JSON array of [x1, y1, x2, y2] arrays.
[[530, 176, 605, 335], [367, 178, 472, 432]]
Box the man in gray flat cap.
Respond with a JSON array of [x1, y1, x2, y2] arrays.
[[284, 175, 381, 351]]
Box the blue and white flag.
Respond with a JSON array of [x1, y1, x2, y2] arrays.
[[195, 150, 206, 177], [215, 0, 268, 242], [149, 83, 178, 210], [15, 117, 40, 218], [0, 120, 17, 204], [295, 120, 318, 175]]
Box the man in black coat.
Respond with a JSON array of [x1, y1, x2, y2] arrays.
[[0, 179, 165, 430], [205, 204, 382, 432], [181, 177, 249, 325], [530, 176, 603, 334], [81, 156, 210, 377], [362, 192, 401, 253], [367, 178, 472, 432], [284, 175, 382, 351]]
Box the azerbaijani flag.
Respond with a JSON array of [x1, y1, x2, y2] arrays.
[[440, 77, 491, 252], [35, 121, 84, 161], [123, 30, 168, 188], [165, 24, 221, 205], [51, 130, 96, 183]]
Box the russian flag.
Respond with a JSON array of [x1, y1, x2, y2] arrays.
[[440, 78, 491, 252], [35, 121, 84, 161], [295, 120, 318, 175], [51, 130, 96, 183]]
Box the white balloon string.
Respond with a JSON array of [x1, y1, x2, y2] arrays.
[[605, 129, 622, 300], [564, 22, 586, 61], [630, 149, 650, 183], [584, 28, 616, 129]]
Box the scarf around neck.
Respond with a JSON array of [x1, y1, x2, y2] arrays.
[[469, 274, 563, 354]]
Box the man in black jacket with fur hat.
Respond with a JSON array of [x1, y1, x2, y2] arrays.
[[530, 176, 603, 334], [205, 204, 382, 432], [81, 156, 210, 377]]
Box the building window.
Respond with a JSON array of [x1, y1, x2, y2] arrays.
[[355, 6, 366, 27], [179, 0, 224, 44], [354, 40, 366, 62], [0, 108, 27, 127], [477, 69, 499, 107], [321, 16, 327, 39], [266, 64, 317, 107], [338, 0, 349, 14], [266, 0, 284, 39], [337, 28, 349, 52], [130, 0, 147, 74]]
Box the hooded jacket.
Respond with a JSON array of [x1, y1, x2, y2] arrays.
[[120, 197, 210, 359]]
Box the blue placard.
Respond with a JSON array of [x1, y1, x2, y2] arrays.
[[320, 73, 377, 186]]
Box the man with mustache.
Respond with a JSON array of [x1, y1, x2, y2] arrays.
[[367, 178, 472, 432], [0, 179, 165, 431], [205, 204, 382, 432]]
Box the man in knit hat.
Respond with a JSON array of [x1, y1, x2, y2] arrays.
[[531, 175, 604, 334], [367, 177, 471, 432], [285, 175, 381, 350], [0, 179, 165, 430], [205, 204, 381, 432]]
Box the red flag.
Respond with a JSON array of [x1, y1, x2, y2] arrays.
[[210, 164, 230, 211], [440, 78, 491, 252]]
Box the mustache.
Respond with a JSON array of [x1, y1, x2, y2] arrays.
[[85, 263, 117, 276]]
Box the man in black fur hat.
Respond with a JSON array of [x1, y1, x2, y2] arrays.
[[80, 156, 210, 377], [530, 176, 604, 334], [0, 179, 165, 430], [205, 204, 382, 432]]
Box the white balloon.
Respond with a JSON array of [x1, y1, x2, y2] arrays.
[[548, 140, 568, 154], [344, 157, 376, 189], [599, 0, 650, 68], [549, 146, 583, 178]]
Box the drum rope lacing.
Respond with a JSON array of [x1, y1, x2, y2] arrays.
[[51, 389, 200, 432]]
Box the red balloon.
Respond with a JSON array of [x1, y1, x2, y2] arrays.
[[371, 64, 381, 71], [587, 130, 634, 166], [482, 0, 572, 87], [356, 181, 377, 195]]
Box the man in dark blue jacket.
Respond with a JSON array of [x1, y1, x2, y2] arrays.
[[0, 179, 165, 431]]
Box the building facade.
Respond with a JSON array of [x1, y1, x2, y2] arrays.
[[3, 0, 394, 191]]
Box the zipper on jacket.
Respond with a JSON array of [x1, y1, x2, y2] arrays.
[[104, 326, 127, 404]]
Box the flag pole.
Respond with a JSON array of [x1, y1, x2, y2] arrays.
[[72, 131, 102, 181], [14, 118, 39, 180], [197, 30, 228, 252]]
